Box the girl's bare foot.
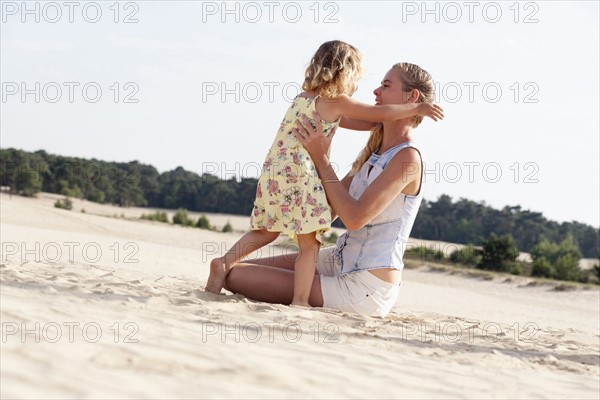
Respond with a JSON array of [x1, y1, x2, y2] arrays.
[[205, 258, 227, 293]]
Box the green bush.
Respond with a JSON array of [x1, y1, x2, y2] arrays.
[[173, 208, 194, 226], [554, 254, 581, 282], [532, 256, 555, 278], [477, 233, 519, 272], [54, 197, 73, 210], [530, 236, 582, 282], [196, 215, 211, 230], [450, 244, 480, 266], [578, 270, 590, 284], [510, 263, 523, 275], [589, 265, 600, 285], [222, 221, 233, 233], [60, 185, 82, 199], [405, 245, 446, 263], [87, 189, 105, 203], [141, 211, 169, 223], [325, 231, 339, 244]]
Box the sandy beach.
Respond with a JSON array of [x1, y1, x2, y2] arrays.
[[1, 192, 599, 399]]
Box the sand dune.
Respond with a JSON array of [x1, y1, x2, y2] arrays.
[[1, 193, 599, 399]]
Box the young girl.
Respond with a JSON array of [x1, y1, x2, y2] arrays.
[[206, 40, 443, 307]]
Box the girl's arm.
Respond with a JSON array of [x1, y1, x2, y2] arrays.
[[296, 114, 422, 230], [331, 95, 443, 123], [339, 116, 378, 131]]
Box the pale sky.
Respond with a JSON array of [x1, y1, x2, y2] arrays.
[[1, 0, 599, 227]]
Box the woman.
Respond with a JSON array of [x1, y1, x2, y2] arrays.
[[219, 62, 439, 317]]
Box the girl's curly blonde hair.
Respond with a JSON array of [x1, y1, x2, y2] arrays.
[[302, 40, 364, 99]]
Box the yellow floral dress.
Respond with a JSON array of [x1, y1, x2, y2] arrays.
[[250, 95, 340, 243]]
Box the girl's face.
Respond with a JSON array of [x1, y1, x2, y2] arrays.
[[373, 68, 414, 105]]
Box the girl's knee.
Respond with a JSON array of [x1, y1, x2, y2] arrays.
[[297, 232, 319, 247]]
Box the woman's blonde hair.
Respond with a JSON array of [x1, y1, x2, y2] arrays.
[[303, 40, 364, 99], [351, 62, 435, 174]]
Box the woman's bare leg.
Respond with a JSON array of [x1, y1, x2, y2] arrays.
[[243, 251, 298, 270], [225, 263, 324, 307], [291, 233, 320, 307], [206, 229, 280, 293]]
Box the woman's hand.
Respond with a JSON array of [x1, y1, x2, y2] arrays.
[[293, 112, 337, 165]]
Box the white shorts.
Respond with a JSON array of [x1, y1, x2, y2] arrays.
[[316, 247, 400, 317]]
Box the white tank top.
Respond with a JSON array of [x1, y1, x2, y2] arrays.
[[334, 141, 423, 275]]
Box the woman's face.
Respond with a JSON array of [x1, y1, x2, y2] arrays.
[[373, 68, 413, 105]]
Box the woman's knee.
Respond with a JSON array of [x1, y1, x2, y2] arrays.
[[223, 268, 240, 292]]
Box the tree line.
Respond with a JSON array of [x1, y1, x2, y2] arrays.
[[406, 233, 599, 284], [1, 147, 598, 259]]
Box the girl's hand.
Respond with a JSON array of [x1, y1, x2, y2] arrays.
[[293, 112, 337, 163], [417, 103, 445, 121]]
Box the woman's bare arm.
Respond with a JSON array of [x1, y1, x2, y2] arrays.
[[298, 113, 421, 230], [315, 150, 420, 230], [328, 172, 353, 222]]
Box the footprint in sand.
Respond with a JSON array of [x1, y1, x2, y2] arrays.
[[42, 286, 59, 294], [247, 304, 280, 312], [171, 298, 199, 306], [183, 289, 235, 302]]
